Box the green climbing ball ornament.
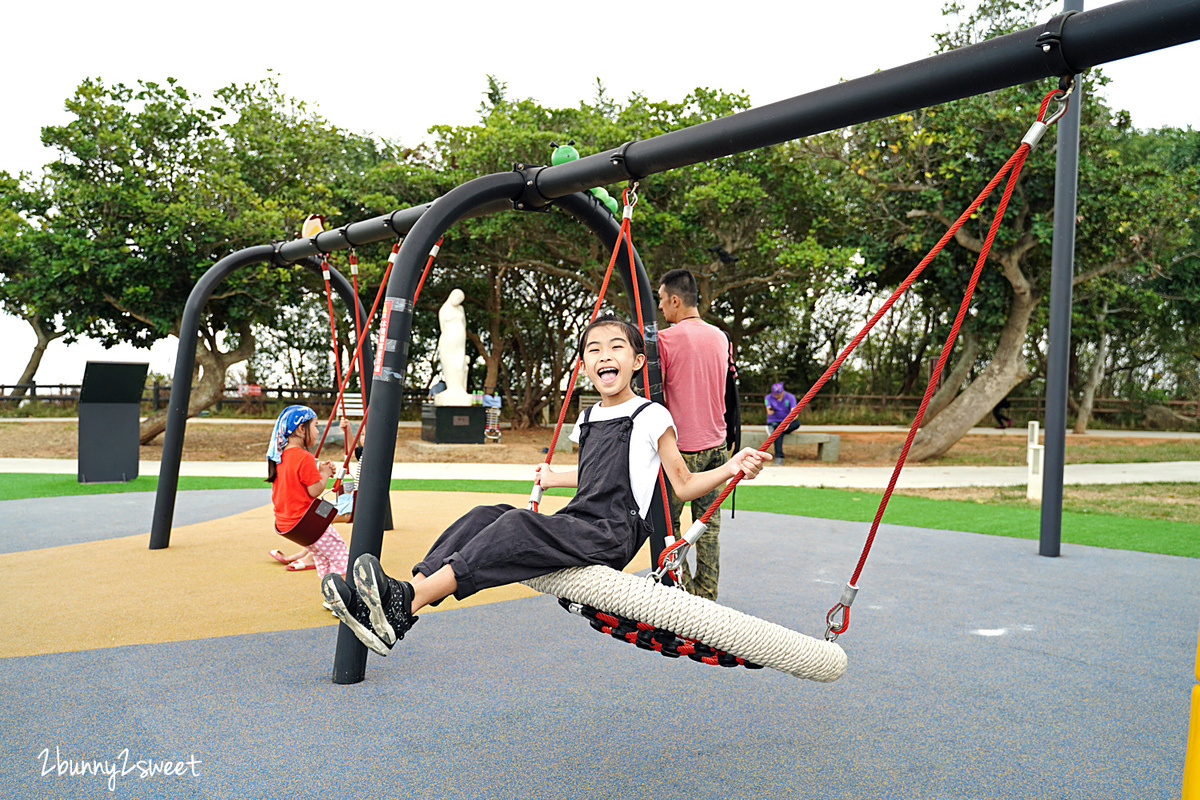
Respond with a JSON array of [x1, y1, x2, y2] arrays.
[[550, 140, 580, 166]]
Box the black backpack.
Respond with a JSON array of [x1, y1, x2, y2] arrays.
[[722, 332, 741, 516], [723, 333, 740, 452]]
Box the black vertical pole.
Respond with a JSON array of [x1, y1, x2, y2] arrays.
[[149, 246, 276, 549], [1039, 0, 1085, 557], [332, 173, 524, 684]]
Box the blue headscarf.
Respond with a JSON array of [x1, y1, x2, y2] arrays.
[[267, 405, 317, 463]]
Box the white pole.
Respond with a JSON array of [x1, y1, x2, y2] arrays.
[[1027, 443, 1045, 502]]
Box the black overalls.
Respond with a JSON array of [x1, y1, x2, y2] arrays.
[[414, 401, 655, 600]]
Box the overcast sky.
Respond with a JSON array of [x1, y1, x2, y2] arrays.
[[3, 0, 1196, 386]]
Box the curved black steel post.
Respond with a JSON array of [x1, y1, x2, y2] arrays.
[[148, 252, 376, 549], [150, 245, 272, 550], [553, 190, 673, 573], [333, 172, 526, 684]]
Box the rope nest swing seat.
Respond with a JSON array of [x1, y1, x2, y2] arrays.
[[515, 84, 1074, 682]]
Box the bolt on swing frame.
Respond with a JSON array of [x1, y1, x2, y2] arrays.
[[141, 0, 1199, 685]]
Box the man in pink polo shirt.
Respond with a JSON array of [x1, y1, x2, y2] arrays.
[[657, 268, 733, 601]]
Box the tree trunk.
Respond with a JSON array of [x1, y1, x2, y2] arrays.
[[138, 324, 255, 444], [1072, 324, 1108, 435], [908, 290, 1035, 461], [5, 316, 67, 398], [919, 332, 978, 427]]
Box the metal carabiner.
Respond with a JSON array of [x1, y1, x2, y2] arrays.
[[1042, 77, 1076, 126], [825, 604, 849, 642], [650, 537, 687, 584]]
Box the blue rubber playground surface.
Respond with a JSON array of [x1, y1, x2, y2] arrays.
[[1, 488, 1196, 799]]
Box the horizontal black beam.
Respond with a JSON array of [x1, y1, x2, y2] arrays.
[[534, 0, 1200, 200], [271, 198, 515, 264]]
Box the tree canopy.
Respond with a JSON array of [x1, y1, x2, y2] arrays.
[[3, 1, 1196, 450]]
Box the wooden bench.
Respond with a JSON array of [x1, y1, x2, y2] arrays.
[[578, 393, 602, 414], [339, 391, 364, 419], [741, 428, 840, 462]]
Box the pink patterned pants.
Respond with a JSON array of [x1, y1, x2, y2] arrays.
[[308, 526, 349, 578]]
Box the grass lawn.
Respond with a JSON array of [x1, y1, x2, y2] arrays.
[[3, 474, 1196, 559]]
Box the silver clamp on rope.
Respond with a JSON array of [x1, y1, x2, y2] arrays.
[[681, 518, 707, 546], [527, 483, 544, 511], [1022, 78, 1076, 149], [825, 583, 859, 642], [429, 243, 441, 258], [1021, 121, 1050, 149]]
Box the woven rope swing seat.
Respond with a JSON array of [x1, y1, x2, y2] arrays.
[[522, 92, 1072, 683], [523, 566, 848, 682]]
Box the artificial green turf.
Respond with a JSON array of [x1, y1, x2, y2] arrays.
[[2, 474, 1195, 558], [729, 486, 1200, 559], [0, 473, 266, 500]]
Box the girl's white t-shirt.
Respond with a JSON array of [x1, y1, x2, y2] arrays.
[[568, 397, 675, 519]]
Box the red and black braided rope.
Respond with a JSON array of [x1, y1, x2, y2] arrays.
[[558, 598, 763, 669]]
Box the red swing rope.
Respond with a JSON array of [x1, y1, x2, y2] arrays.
[[314, 240, 400, 460], [618, 189, 680, 568], [348, 249, 367, 452], [317, 237, 445, 490], [320, 254, 345, 420], [655, 86, 1072, 636], [529, 190, 634, 513]]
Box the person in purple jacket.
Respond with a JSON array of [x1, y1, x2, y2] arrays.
[[765, 382, 800, 465]]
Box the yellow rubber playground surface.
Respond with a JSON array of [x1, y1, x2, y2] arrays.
[[1, 491, 592, 659], [1, 485, 1196, 799]]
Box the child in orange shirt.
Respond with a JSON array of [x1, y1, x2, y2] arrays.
[[267, 405, 349, 578]]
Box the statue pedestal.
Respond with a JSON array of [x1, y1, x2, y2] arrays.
[[421, 404, 485, 444]]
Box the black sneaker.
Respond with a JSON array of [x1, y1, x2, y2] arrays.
[[353, 554, 418, 647], [321, 573, 392, 656]]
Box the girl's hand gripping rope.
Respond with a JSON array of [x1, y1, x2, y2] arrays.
[[529, 462, 558, 511], [727, 447, 769, 481]]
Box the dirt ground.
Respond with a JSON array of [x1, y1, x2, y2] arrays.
[[0, 417, 1181, 468]]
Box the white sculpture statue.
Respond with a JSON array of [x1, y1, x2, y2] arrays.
[[434, 288, 473, 406]]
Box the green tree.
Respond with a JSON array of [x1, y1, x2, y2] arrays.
[[403, 83, 855, 424], [0, 175, 78, 395], [31, 77, 398, 440], [804, 1, 1195, 458]]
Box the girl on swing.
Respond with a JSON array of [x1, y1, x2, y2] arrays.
[[323, 313, 769, 656], [267, 405, 350, 579]]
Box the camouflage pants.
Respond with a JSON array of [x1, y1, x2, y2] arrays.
[[666, 445, 726, 602]]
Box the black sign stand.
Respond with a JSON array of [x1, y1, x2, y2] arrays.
[[78, 361, 149, 484]]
